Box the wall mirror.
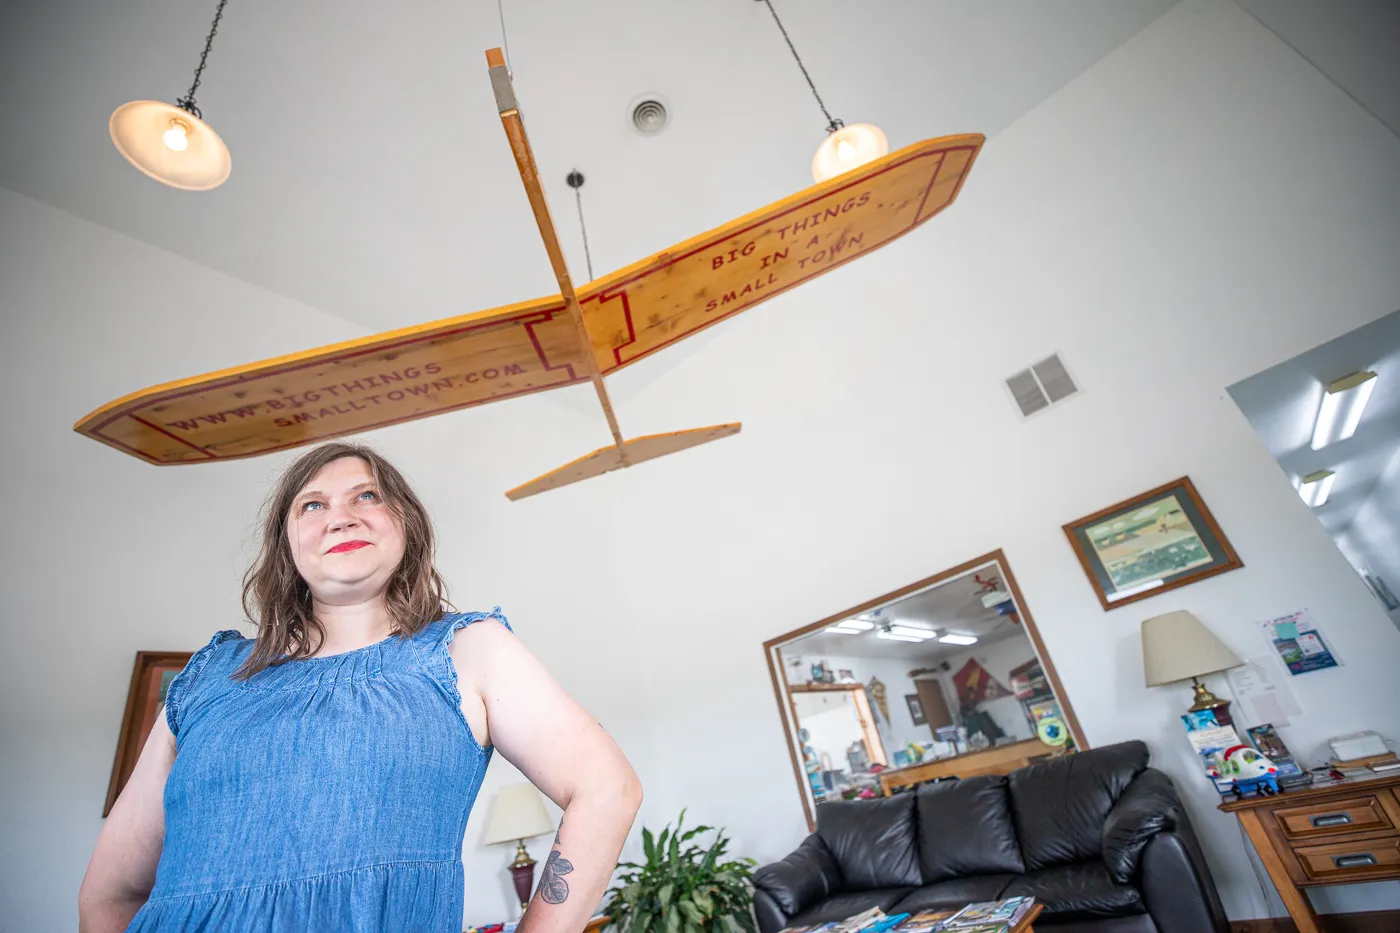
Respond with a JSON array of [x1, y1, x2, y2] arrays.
[[764, 550, 1087, 828]]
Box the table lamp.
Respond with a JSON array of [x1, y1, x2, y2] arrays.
[[1141, 610, 1242, 718], [483, 783, 555, 910]]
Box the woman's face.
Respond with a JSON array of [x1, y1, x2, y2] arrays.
[[286, 456, 407, 606]]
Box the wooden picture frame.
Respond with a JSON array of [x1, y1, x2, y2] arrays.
[[104, 650, 192, 817], [905, 694, 927, 726], [1063, 476, 1243, 611], [762, 549, 1088, 831]]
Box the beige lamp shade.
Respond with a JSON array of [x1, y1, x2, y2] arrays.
[[1141, 610, 1242, 687], [110, 100, 231, 191], [482, 783, 554, 846], [812, 123, 889, 182]]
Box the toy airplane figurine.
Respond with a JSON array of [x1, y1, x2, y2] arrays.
[[74, 48, 984, 500]]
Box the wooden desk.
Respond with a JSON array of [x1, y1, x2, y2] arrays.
[[879, 739, 1052, 795], [1220, 771, 1400, 933]]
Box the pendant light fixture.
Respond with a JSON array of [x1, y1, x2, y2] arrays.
[[757, 0, 889, 183], [109, 0, 233, 191]]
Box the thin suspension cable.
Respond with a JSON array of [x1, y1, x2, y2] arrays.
[[573, 185, 595, 281], [759, 0, 841, 132], [496, 0, 512, 73], [177, 0, 229, 118]]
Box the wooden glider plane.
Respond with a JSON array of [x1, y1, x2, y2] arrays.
[[74, 48, 984, 500]]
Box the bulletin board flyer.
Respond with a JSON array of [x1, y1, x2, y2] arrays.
[[1259, 609, 1339, 675]]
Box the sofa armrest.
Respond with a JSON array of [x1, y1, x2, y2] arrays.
[[1140, 816, 1229, 933], [752, 834, 844, 925], [1102, 769, 1180, 883]]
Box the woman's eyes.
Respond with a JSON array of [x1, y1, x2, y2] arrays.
[[299, 490, 378, 513]]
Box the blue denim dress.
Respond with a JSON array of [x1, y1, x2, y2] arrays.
[[124, 609, 508, 933]]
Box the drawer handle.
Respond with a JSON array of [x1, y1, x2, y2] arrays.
[[1331, 854, 1377, 869], [1311, 813, 1353, 828]]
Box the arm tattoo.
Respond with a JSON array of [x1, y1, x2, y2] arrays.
[[538, 850, 574, 905]]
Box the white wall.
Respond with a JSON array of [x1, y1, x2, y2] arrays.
[[0, 187, 645, 931], [1337, 449, 1400, 629], [593, 0, 1400, 921], [7, 0, 1400, 928]]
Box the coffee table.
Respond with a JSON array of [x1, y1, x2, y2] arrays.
[[1009, 904, 1043, 932]]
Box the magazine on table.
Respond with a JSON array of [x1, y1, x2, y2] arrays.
[[944, 896, 1035, 928]]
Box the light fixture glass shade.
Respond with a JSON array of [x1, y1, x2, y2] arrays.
[[482, 783, 554, 845], [1141, 610, 1241, 687], [1311, 371, 1377, 450], [939, 634, 978, 646], [1298, 469, 1336, 508], [824, 625, 861, 635], [812, 123, 888, 182], [110, 100, 231, 191]]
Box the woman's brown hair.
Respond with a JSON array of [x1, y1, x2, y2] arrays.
[[235, 441, 450, 680]]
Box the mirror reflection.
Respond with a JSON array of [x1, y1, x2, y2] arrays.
[[770, 555, 1080, 818]]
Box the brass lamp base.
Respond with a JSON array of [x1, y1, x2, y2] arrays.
[[1187, 677, 1232, 723]]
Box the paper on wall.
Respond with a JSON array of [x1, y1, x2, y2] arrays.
[[1227, 655, 1303, 727], [1259, 609, 1339, 675]]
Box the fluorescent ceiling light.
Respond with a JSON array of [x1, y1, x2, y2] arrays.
[[889, 625, 937, 640], [876, 632, 926, 643], [824, 626, 861, 635], [1298, 469, 1336, 508], [1312, 371, 1377, 450], [834, 619, 874, 631], [939, 634, 978, 646]]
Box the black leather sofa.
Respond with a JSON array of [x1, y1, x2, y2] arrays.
[[753, 742, 1227, 933]]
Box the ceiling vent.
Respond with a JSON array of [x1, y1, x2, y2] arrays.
[[1005, 353, 1079, 418], [628, 94, 670, 136]]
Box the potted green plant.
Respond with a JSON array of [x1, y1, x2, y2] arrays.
[[603, 811, 757, 933]]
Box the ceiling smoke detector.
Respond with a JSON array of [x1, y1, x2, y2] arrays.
[[628, 94, 670, 136]]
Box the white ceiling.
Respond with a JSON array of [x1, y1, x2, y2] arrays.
[[1227, 308, 1400, 535], [0, 0, 1179, 349], [778, 561, 1026, 663]]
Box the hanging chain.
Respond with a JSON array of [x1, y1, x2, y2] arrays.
[[759, 0, 842, 134], [496, 0, 512, 75], [567, 171, 596, 281], [176, 0, 230, 119]]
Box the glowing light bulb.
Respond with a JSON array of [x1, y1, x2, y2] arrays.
[[812, 123, 889, 182], [163, 121, 189, 151]]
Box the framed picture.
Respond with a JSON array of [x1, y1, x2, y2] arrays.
[[1063, 476, 1243, 611], [104, 650, 192, 816], [905, 694, 927, 726]]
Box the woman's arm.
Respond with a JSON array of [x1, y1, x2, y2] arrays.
[[452, 621, 643, 933], [78, 714, 174, 932]]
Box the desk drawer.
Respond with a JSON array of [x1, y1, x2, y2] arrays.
[[1294, 836, 1400, 883], [1272, 794, 1394, 840]]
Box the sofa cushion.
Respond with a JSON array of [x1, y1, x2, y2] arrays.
[[915, 775, 1025, 882], [1008, 741, 1149, 870], [816, 795, 922, 889], [752, 834, 844, 916], [787, 889, 917, 928], [890, 875, 1017, 914], [1002, 861, 1145, 921]]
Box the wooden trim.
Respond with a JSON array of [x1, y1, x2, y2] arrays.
[[104, 650, 193, 817], [1061, 475, 1244, 612], [765, 642, 815, 830], [1230, 910, 1400, 932], [997, 550, 1088, 752], [762, 548, 1088, 831]]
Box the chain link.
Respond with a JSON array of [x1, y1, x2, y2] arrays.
[[176, 0, 230, 119]]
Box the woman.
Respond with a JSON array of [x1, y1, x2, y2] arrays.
[[78, 442, 643, 932]]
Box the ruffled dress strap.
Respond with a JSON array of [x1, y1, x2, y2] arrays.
[[164, 630, 244, 738], [411, 607, 510, 720]]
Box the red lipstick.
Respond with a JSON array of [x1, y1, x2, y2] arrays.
[[327, 540, 371, 554]]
